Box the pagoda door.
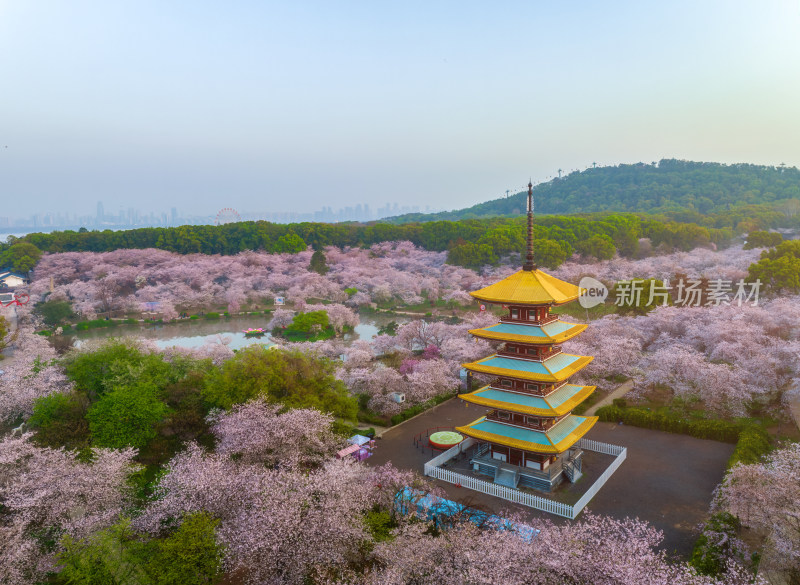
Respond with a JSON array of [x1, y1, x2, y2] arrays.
[[509, 449, 523, 466]]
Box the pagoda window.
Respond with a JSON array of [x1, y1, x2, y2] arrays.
[[501, 379, 512, 388], [510, 308, 519, 319], [497, 411, 510, 420], [492, 446, 508, 462], [506, 345, 517, 353], [525, 382, 538, 391], [526, 416, 541, 427], [526, 347, 538, 356]]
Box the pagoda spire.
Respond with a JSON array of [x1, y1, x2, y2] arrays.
[[523, 180, 536, 271]]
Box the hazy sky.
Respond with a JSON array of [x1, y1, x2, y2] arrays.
[[2, 0, 800, 219]]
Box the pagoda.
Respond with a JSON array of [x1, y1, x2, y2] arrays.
[[456, 182, 598, 491]]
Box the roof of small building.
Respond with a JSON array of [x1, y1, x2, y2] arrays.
[[456, 414, 597, 454], [459, 384, 596, 417], [469, 320, 587, 345], [462, 352, 592, 383], [469, 269, 584, 306]]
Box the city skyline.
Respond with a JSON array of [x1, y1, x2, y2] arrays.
[[0, 199, 439, 234]]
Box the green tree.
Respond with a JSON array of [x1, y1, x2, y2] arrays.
[[613, 278, 672, 315], [273, 231, 306, 253], [533, 238, 571, 269], [141, 513, 223, 585], [446, 242, 497, 268], [58, 520, 142, 585], [202, 346, 358, 419], [29, 391, 90, 449], [0, 315, 8, 352], [87, 383, 169, 448], [286, 310, 329, 334], [748, 240, 800, 292], [575, 234, 616, 260], [308, 249, 329, 275], [57, 514, 223, 585], [748, 255, 800, 292], [64, 341, 183, 399], [744, 230, 783, 249], [0, 241, 42, 272], [34, 299, 75, 327]]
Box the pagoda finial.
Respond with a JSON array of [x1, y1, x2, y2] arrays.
[[523, 179, 536, 271]]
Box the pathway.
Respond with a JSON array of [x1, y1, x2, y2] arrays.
[[584, 379, 635, 416], [0, 305, 19, 368], [367, 397, 734, 557]]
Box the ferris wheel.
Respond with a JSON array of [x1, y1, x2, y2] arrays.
[[215, 208, 241, 225]]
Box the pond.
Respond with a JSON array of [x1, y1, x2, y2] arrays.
[[72, 311, 408, 351]]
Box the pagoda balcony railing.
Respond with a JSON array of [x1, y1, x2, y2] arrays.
[[499, 314, 560, 326], [497, 347, 562, 362]]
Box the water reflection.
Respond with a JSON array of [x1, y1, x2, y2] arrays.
[[73, 312, 404, 351]]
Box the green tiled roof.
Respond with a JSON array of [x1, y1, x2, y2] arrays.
[[477, 356, 551, 375], [459, 383, 596, 416], [456, 414, 598, 453], [470, 418, 552, 446]]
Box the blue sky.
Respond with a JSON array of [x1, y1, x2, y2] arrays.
[[2, 0, 799, 218]]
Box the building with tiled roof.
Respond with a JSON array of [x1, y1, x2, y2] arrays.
[[456, 182, 597, 491]]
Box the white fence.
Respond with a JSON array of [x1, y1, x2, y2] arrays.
[[424, 438, 626, 520], [424, 437, 477, 467], [576, 438, 626, 457], [571, 445, 627, 516]]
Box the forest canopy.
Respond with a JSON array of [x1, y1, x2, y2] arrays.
[[388, 159, 800, 221]]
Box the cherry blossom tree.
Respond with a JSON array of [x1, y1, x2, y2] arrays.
[[267, 308, 295, 330], [363, 513, 764, 585], [0, 434, 140, 584], [303, 303, 359, 334], [715, 442, 800, 577], [208, 400, 341, 469], [0, 327, 72, 423], [135, 442, 411, 585]]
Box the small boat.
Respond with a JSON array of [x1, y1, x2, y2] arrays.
[[243, 327, 267, 337]]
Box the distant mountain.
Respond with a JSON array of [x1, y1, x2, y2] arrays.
[[386, 159, 800, 223]]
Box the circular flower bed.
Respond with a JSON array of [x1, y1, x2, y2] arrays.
[[429, 431, 464, 450]]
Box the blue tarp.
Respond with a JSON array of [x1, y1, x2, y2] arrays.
[[395, 488, 538, 542]]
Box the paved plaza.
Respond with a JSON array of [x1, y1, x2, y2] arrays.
[[367, 397, 734, 557]]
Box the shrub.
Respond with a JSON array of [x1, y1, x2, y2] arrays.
[[34, 299, 75, 327], [597, 405, 772, 469], [690, 512, 743, 576], [204, 312, 220, 320], [727, 425, 771, 468]]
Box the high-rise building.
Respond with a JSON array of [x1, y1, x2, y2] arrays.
[[96, 201, 105, 223]]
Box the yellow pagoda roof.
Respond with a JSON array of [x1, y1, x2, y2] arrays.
[[469, 320, 587, 345], [456, 414, 597, 454], [459, 384, 596, 417], [462, 353, 592, 383], [469, 269, 584, 306]]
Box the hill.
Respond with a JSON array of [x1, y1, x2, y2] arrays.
[[387, 159, 800, 223]]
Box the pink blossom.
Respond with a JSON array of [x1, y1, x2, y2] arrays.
[[209, 400, 341, 469]]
